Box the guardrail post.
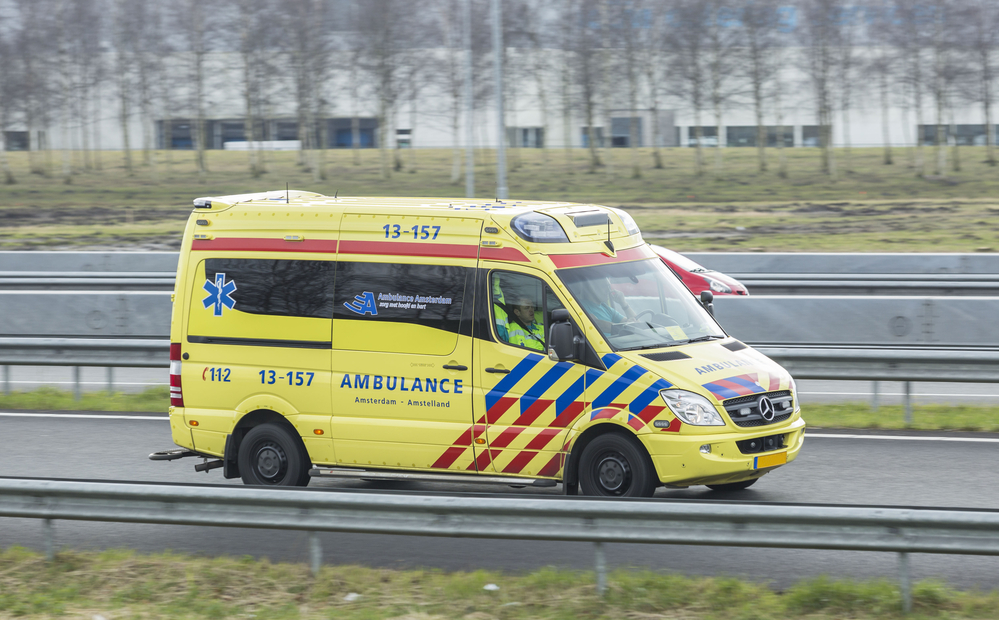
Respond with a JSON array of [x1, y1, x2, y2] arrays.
[[594, 541, 607, 596], [309, 531, 322, 577], [106, 367, 114, 394], [871, 381, 879, 412], [73, 366, 82, 401], [2, 365, 9, 396], [43, 518, 55, 561], [899, 551, 912, 614], [903, 382, 913, 426]]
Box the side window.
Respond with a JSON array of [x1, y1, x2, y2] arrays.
[[333, 262, 467, 355], [490, 271, 563, 353], [188, 259, 334, 346], [204, 258, 334, 318]]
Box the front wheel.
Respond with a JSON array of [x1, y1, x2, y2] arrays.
[[578, 433, 657, 497], [706, 478, 758, 492], [238, 423, 311, 487]]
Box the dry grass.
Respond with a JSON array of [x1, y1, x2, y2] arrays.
[[1, 546, 997, 619], [2, 146, 999, 252]]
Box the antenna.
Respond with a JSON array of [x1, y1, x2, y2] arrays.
[[604, 217, 615, 253], [334, 189, 338, 199], [286, 183, 290, 204]]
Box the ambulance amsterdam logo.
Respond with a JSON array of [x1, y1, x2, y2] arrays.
[[343, 291, 378, 316], [757, 396, 775, 421], [203, 273, 237, 317]]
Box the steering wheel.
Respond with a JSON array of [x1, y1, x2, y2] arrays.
[[635, 309, 655, 321]]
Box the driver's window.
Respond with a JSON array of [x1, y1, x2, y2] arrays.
[[490, 271, 557, 353]]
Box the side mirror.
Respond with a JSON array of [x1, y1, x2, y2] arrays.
[[699, 290, 714, 317], [548, 309, 577, 361]]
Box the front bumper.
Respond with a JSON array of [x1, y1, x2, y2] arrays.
[[640, 417, 806, 487]]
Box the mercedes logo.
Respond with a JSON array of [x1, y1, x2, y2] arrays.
[[758, 396, 775, 421]]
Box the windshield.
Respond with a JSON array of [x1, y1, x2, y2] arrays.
[[557, 258, 726, 351]]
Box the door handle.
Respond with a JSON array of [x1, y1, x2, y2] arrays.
[[442, 364, 468, 371], [485, 367, 510, 374]]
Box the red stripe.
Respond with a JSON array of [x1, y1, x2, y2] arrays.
[[658, 417, 682, 432], [549, 246, 655, 268], [339, 240, 478, 260], [627, 416, 646, 431], [192, 238, 337, 253], [516, 399, 553, 426], [591, 408, 618, 421], [524, 428, 561, 451], [636, 404, 667, 424], [538, 454, 562, 477], [479, 246, 530, 262], [468, 449, 498, 471], [769, 375, 782, 391], [487, 396, 519, 422], [489, 426, 525, 448], [502, 450, 537, 474], [550, 401, 587, 428], [432, 446, 467, 469], [716, 378, 756, 396]]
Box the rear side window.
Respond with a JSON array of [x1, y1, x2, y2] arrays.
[[205, 258, 334, 319], [333, 262, 467, 355]]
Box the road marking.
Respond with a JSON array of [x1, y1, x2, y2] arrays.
[[808, 433, 999, 443], [0, 412, 167, 421]]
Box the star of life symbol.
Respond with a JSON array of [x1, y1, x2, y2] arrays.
[[203, 273, 237, 317]]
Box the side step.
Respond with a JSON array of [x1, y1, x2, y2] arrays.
[[309, 467, 558, 488], [148, 449, 199, 461]]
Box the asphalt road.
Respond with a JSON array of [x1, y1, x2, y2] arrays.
[[2, 411, 998, 589]]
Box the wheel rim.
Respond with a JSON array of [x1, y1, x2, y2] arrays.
[[254, 441, 287, 482], [595, 453, 632, 495]]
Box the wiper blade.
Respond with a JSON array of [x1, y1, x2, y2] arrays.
[[620, 342, 677, 351], [683, 335, 725, 344]]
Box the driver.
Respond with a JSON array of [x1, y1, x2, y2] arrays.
[[581, 278, 637, 323], [507, 296, 545, 351]]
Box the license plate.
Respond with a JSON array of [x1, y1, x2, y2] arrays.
[[754, 451, 787, 469]]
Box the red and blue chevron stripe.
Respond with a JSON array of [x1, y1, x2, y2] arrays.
[[702, 373, 767, 400]]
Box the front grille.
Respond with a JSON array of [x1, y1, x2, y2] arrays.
[[736, 433, 786, 454], [724, 390, 794, 427]]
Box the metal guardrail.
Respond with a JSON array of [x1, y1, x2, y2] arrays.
[[4, 477, 998, 611], [6, 252, 999, 295]]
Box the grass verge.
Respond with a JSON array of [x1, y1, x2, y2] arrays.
[[0, 387, 997, 432], [2, 147, 999, 252], [0, 546, 997, 619]]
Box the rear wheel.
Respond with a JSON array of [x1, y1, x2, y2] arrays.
[[238, 423, 311, 487], [706, 478, 758, 492], [578, 434, 656, 497]]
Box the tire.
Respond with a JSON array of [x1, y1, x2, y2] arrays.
[[578, 433, 657, 497], [237, 423, 311, 487], [706, 478, 758, 492]]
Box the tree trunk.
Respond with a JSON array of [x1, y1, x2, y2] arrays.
[[693, 108, 704, 176], [983, 48, 995, 166], [880, 60, 892, 165]]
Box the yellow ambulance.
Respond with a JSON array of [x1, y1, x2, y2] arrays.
[[153, 191, 805, 497]]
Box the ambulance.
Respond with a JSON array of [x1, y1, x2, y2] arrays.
[[151, 191, 805, 497]]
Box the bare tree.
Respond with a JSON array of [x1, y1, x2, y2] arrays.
[[705, 0, 742, 175], [174, 0, 214, 176], [608, 0, 643, 178], [568, 0, 604, 172], [867, 0, 895, 165], [0, 2, 15, 184], [798, 0, 838, 176], [637, 0, 668, 169], [927, 0, 965, 175], [968, 0, 999, 166], [889, 3, 931, 176], [433, 0, 465, 182], [835, 5, 861, 168], [559, 0, 577, 166], [668, 0, 710, 176], [357, 0, 411, 179], [517, 0, 553, 165], [741, 0, 781, 173]]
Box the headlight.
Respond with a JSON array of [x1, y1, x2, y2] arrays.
[[789, 377, 800, 413], [707, 278, 732, 294], [660, 389, 726, 426]]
